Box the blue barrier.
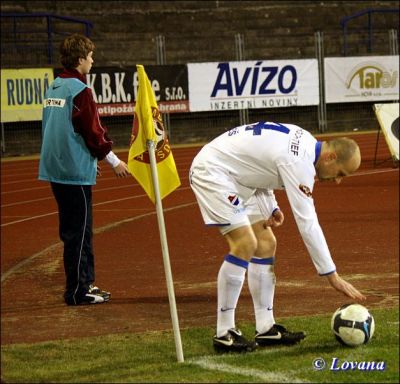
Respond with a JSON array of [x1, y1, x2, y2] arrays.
[[340, 8, 399, 56], [1, 12, 93, 64]]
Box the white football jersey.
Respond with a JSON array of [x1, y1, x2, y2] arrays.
[[192, 121, 336, 275]]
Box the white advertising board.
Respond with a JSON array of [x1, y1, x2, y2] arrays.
[[325, 56, 399, 103], [188, 59, 319, 112], [374, 103, 399, 160]]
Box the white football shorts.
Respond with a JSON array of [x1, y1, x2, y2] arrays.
[[189, 164, 270, 235]]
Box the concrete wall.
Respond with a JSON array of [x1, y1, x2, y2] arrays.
[[1, 1, 398, 155], [1, 1, 399, 67]]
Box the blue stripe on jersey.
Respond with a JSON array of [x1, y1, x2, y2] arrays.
[[225, 254, 249, 269], [250, 257, 275, 265], [314, 141, 322, 165]]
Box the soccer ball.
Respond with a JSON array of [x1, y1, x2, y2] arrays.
[[331, 304, 375, 347]]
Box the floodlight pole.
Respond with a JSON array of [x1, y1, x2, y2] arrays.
[[146, 139, 184, 363]]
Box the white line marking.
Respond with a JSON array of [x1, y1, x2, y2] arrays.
[[1, 167, 397, 223], [348, 168, 398, 177], [190, 356, 306, 383], [2, 196, 52, 207], [1, 186, 49, 195], [1, 176, 189, 206], [1, 201, 197, 282], [1, 187, 192, 227], [1, 243, 62, 283], [1, 210, 59, 227], [1, 182, 141, 199]]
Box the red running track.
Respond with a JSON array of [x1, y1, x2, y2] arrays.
[[1, 131, 399, 344]]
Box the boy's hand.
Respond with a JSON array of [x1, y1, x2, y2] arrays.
[[113, 161, 129, 177]]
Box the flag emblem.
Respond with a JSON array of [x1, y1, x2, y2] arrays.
[[130, 109, 169, 164], [128, 65, 181, 203], [130, 107, 165, 149], [228, 194, 240, 206]]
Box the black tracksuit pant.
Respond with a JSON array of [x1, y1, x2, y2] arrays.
[[51, 182, 95, 304]]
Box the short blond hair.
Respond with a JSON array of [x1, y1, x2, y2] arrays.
[[329, 137, 360, 164]]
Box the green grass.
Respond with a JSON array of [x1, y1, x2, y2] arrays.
[[1, 307, 399, 383]]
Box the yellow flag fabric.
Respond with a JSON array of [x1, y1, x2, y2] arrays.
[[128, 65, 181, 203]]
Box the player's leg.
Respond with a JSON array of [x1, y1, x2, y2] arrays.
[[213, 224, 257, 352], [189, 167, 257, 352], [249, 219, 306, 345], [247, 220, 277, 333], [217, 225, 255, 337], [223, 224, 257, 260]]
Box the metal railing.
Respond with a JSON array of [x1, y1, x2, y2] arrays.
[[340, 8, 400, 56], [1, 29, 398, 157], [1, 12, 93, 64]]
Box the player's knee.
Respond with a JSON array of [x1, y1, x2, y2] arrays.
[[245, 236, 258, 256], [231, 235, 258, 260], [256, 231, 277, 257]]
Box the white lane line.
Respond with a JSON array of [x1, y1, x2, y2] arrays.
[[1, 243, 62, 283], [2, 160, 392, 195], [1, 201, 197, 283], [1, 155, 195, 177], [1, 175, 129, 186], [1, 167, 397, 223], [1, 211, 59, 226], [1, 176, 189, 207], [1, 185, 49, 195], [190, 356, 306, 383], [1, 185, 142, 207], [2, 196, 52, 208], [1, 186, 192, 227], [347, 168, 399, 177]]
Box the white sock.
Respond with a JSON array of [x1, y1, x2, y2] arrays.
[[216, 254, 248, 338], [248, 257, 276, 334]]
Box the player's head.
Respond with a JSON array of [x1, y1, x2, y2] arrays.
[[316, 137, 361, 183], [60, 33, 95, 74]]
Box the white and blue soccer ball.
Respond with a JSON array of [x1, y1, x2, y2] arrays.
[[331, 304, 375, 347]]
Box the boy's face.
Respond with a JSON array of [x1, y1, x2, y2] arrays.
[[76, 51, 94, 75]]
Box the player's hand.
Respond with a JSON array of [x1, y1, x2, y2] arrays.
[[327, 272, 366, 301], [97, 164, 102, 176], [264, 209, 284, 228], [113, 161, 129, 177]]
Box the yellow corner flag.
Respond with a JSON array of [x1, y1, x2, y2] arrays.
[[128, 65, 181, 203]]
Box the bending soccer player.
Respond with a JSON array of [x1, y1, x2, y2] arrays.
[[189, 121, 366, 353]]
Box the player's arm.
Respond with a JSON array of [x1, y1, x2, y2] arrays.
[[277, 161, 335, 274], [277, 162, 365, 300], [327, 272, 366, 301], [254, 189, 284, 227]]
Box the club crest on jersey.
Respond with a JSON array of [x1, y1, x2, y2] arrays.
[[299, 184, 312, 197], [228, 194, 240, 206]]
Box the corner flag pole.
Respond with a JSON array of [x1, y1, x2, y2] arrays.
[[146, 139, 184, 363]]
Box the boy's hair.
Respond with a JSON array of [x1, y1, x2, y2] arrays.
[[60, 34, 95, 69]]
